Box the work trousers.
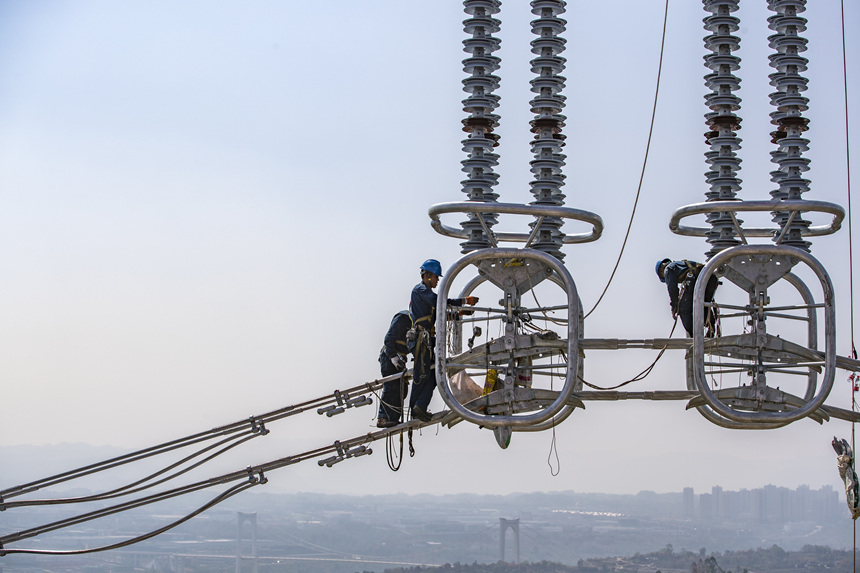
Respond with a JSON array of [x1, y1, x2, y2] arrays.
[[678, 274, 719, 337], [378, 351, 407, 422], [409, 339, 436, 412]]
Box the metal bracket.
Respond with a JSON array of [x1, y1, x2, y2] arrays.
[[721, 252, 797, 294]]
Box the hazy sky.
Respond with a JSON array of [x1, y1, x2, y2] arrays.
[[0, 1, 858, 498]]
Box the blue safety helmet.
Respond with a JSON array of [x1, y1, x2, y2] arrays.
[[655, 258, 671, 283], [420, 259, 443, 277]]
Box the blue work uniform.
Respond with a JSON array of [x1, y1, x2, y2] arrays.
[[408, 282, 464, 413], [377, 310, 411, 423], [663, 260, 718, 337]]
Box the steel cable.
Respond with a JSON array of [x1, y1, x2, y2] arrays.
[[838, 0, 857, 561], [583, 0, 669, 319], [1, 378, 386, 503], [2, 432, 261, 509], [0, 481, 258, 556]]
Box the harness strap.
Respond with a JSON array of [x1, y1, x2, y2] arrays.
[[682, 260, 704, 282]]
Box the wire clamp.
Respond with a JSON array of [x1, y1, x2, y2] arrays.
[[317, 390, 372, 417], [318, 440, 373, 468], [249, 417, 269, 435], [245, 467, 267, 485]]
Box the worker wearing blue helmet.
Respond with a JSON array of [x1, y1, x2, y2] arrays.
[[655, 258, 719, 337], [407, 259, 478, 422]]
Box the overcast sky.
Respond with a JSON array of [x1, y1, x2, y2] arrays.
[[0, 1, 858, 498]]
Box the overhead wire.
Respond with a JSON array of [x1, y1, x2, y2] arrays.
[[838, 0, 857, 562], [583, 0, 670, 320], [0, 408, 448, 554], [0, 377, 388, 506], [1, 431, 261, 509], [1, 482, 260, 556]]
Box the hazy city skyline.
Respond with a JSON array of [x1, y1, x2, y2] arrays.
[[0, 1, 858, 499]]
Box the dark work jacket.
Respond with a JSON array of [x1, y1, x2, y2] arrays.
[[382, 310, 411, 361], [664, 259, 701, 311], [409, 282, 464, 343]]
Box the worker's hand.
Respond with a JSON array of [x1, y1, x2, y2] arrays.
[[670, 303, 678, 318], [458, 309, 474, 316], [464, 296, 479, 306], [391, 355, 405, 370]]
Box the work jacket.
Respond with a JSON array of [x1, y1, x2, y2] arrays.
[[664, 259, 702, 311], [409, 282, 465, 340]]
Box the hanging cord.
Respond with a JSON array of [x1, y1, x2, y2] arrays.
[[584, 0, 669, 320], [386, 371, 409, 471], [576, 317, 679, 391], [547, 353, 561, 476], [386, 430, 404, 471], [371, 371, 411, 421], [547, 422, 560, 476]]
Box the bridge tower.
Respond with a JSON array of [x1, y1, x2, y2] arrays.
[[236, 511, 259, 573], [499, 517, 520, 563]]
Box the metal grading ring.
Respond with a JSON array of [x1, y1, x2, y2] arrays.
[[435, 247, 581, 428], [685, 271, 819, 430], [691, 244, 836, 424], [429, 201, 604, 245], [669, 200, 844, 238]]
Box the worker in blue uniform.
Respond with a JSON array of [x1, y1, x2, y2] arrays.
[[376, 310, 411, 428], [408, 259, 478, 422], [656, 258, 719, 337]]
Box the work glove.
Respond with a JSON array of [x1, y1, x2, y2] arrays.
[[391, 355, 406, 370], [464, 296, 479, 306]]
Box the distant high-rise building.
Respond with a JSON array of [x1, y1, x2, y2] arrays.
[[721, 489, 740, 520], [683, 487, 695, 519], [753, 488, 768, 523], [700, 493, 713, 521], [711, 486, 723, 520], [738, 488, 753, 520], [819, 484, 841, 521], [795, 484, 810, 521]]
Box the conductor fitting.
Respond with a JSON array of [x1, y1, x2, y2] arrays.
[[249, 417, 269, 436]]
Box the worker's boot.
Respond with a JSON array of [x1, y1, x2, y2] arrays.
[[412, 406, 432, 423]]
